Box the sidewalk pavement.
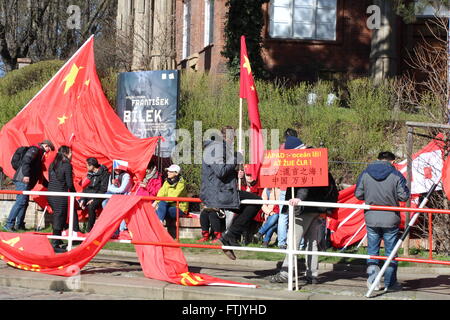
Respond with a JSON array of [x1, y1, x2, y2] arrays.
[[0, 248, 449, 300]]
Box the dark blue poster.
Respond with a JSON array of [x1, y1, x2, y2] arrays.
[[116, 70, 179, 158]]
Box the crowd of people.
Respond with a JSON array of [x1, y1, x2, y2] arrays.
[[2, 128, 409, 292]]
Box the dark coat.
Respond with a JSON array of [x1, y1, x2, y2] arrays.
[[200, 139, 241, 209], [48, 160, 76, 224], [82, 164, 110, 195], [13, 145, 48, 189], [283, 173, 338, 215], [48, 160, 76, 193]]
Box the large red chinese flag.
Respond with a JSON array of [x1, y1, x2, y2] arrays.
[[0, 35, 160, 187], [239, 35, 263, 182], [442, 157, 450, 200]]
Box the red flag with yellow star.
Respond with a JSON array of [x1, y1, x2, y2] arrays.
[[0, 36, 160, 189], [239, 35, 264, 182]]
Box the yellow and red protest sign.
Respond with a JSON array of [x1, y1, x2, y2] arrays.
[[259, 148, 329, 188]]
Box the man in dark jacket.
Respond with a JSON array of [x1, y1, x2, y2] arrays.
[[269, 137, 336, 285], [355, 151, 410, 292], [5, 140, 54, 231], [200, 126, 262, 260], [79, 157, 110, 232]]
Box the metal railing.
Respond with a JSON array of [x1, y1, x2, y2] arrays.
[[1, 189, 450, 295]]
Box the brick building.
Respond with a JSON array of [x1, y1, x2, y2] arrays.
[[118, 0, 446, 82]]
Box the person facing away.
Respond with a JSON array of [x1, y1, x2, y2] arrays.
[[47, 146, 77, 252], [152, 164, 189, 222], [5, 139, 54, 232], [200, 125, 262, 260], [79, 157, 110, 232], [355, 151, 410, 292]]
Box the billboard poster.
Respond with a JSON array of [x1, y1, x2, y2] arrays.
[[116, 70, 180, 158]]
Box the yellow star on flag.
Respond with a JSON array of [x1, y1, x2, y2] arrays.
[[62, 64, 83, 94], [243, 55, 252, 75], [251, 85, 255, 91], [58, 115, 69, 125]]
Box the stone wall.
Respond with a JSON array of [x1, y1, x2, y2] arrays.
[[0, 194, 51, 230]]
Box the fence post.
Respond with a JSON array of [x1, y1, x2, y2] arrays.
[[404, 126, 414, 257], [67, 195, 75, 251], [428, 212, 433, 260], [176, 201, 180, 241], [287, 203, 295, 291]]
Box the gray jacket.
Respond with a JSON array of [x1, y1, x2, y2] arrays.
[[200, 139, 241, 209], [355, 160, 410, 228]]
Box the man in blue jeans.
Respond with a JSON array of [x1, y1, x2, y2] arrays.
[[355, 151, 410, 292], [5, 140, 54, 231]]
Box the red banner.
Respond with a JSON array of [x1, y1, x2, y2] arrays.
[[0, 195, 256, 287], [259, 148, 329, 188]]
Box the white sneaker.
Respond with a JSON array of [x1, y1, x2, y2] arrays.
[[367, 279, 381, 291]]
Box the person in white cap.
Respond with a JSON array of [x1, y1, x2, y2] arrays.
[[153, 164, 189, 223]]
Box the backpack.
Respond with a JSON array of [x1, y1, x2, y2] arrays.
[[11, 146, 30, 170]]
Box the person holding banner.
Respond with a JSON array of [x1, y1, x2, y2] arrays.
[[355, 151, 410, 292], [269, 138, 337, 285], [200, 126, 262, 260]]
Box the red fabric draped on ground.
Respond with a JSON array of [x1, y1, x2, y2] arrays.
[[0, 195, 256, 287]]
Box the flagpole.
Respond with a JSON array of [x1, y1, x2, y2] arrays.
[[238, 98, 243, 189], [17, 35, 95, 116]]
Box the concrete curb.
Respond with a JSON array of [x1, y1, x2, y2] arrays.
[[98, 249, 450, 275]]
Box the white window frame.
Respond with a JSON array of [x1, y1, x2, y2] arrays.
[[269, 0, 337, 41], [204, 0, 215, 46], [182, 0, 191, 59]]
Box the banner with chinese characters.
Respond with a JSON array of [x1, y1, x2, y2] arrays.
[[116, 70, 180, 158], [259, 148, 329, 188]]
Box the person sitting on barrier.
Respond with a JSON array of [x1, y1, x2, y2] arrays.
[[200, 126, 262, 260], [269, 141, 338, 285], [102, 162, 133, 208], [355, 151, 410, 293], [4, 140, 54, 232], [47, 146, 78, 253], [78, 158, 110, 232], [253, 187, 281, 247], [136, 156, 162, 197], [152, 164, 189, 223]]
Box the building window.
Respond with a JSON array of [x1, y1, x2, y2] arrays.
[[204, 0, 215, 46], [269, 0, 337, 40], [182, 0, 191, 59]]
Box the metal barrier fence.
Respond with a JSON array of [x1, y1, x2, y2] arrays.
[[1, 189, 450, 296]]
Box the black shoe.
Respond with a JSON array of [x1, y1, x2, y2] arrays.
[[218, 237, 236, 260], [278, 244, 287, 250], [262, 241, 269, 248], [384, 282, 402, 293]]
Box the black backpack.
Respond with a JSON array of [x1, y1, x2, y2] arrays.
[[11, 146, 30, 170]]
